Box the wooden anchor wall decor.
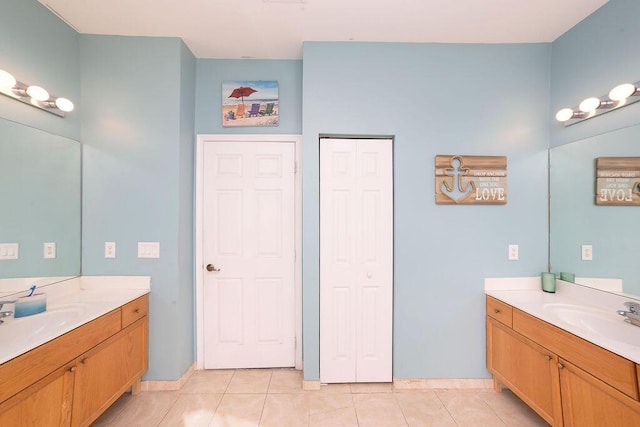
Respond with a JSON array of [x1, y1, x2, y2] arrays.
[[595, 157, 640, 206], [435, 155, 507, 205]]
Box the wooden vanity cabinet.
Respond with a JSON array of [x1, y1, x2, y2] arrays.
[[487, 317, 562, 425], [559, 358, 640, 426], [0, 294, 148, 426], [486, 295, 640, 426], [0, 362, 75, 426]]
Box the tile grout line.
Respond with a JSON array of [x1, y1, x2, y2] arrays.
[[257, 370, 274, 425]]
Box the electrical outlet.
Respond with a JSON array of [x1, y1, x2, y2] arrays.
[[581, 245, 593, 261], [44, 242, 56, 259], [105, 242, 116, 258], [508, 244, 519, 260]]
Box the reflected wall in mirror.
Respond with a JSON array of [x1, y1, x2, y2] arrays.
[[0, 117, 81, 284], [550, 124, 640, 298]]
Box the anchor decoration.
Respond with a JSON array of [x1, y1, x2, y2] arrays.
[[595, 157, 640, 206], [435, 155, 507, 205]]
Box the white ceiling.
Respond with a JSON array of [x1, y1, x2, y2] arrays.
[[39, 0, 608, 60]]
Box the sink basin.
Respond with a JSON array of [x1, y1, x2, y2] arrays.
[[0, 304, 88, 345], [543, 303, 640, 346]]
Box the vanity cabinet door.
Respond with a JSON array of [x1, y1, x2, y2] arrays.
[[487, 317, 563, 426], [559, 358, 640, 426], [0, 363, 75, 426], [71, 317, 148, 427]]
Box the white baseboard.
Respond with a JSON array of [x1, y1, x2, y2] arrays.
[[141, 363, 196, 391]]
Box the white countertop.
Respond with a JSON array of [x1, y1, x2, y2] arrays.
[[0, 276, 150, 365], [485, 277, 640, 364]]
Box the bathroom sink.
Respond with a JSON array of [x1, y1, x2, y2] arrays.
[[543, 303, 640, 346], [0, 304, 88, 345]]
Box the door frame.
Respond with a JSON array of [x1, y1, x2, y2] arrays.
[[195, 134, 303, 370]]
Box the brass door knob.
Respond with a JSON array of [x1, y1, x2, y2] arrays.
[[206, 264, 220, 272]]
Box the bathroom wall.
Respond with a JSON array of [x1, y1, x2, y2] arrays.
[[302, 42, 551, 380], [80, 35, 196, 380], [195, 59, 302, 134], [550, 0, 640, 147]]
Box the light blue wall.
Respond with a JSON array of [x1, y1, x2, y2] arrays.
[[550, 0, 640, 147], [302, 42, 551, 380], [195, 59, 302, 134], [80, 35, 196, 380], [0, 0, 80, 140]]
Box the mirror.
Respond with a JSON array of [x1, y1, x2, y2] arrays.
[[0, 117, 81, 287], [550, 124, 640, 298]]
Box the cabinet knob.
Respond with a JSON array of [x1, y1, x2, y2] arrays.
[[81, 358, 87, 365], [69, 366, 76, 373], [557, 363, 565, 369], [545, 355, 552, 361], [494, 309, 501, 314], [134, 308, 140, 314]]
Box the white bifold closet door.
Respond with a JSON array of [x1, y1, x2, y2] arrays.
[[320, 137, 393, 383]]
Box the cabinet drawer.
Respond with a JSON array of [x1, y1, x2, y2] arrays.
[[121, 295, 149, 328], [486, 296, 513, 328], [513, 308, 639, 400]]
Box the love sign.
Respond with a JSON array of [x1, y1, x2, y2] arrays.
[[435, 155, 507, 205], [595, 157, 640, 206]]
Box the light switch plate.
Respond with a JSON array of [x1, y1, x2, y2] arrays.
[[138, 242, 160, 258], [581, 244, 593, 261], [508, 244, 519, 260], [0, 243, 19, 260], [44, 242, 56, 259], [105, 242, 116, 258]]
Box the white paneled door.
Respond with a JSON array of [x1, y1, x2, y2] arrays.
[[320, 138, 393, 383], [203, 141, 295, 369]]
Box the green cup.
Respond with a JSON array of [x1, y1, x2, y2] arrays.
[[541, 272, 556, 293]]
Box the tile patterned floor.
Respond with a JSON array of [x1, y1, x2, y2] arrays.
[[92, 369, 549, 426]]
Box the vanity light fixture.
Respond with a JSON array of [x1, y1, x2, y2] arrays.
[[0, 68, 74, 117], [555, 80, 640, 126]]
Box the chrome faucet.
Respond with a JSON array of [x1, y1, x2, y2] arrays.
[[0, 301, 16, 325], [617, 302, 640, 327]]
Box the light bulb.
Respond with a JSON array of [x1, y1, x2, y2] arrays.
[[555, 108, 574, 122], [55, 97, 74, 112], [609, 83, 637, 101], [579, 97, 600, 112], [0, 69, 16, 89], [26, 85, 49, 101]]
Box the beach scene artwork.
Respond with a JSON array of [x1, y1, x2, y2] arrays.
[[222, 80, 279, 127]]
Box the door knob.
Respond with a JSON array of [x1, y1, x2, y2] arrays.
[[206, 264, 220, 272]]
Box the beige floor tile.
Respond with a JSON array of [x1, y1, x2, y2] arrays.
[[180, 370, 235, 394], [313, 383, 353, 393], [310, 406, 359, 427], [268, 368, 304, 393], [479, 389, 550, 427], [103, 391, 180, 427], [395, 391, 456, 427], [91, 392, 133, 426], [353, 393, 408, 427], [435, 389, 505, 427], [308, 393, 353, 415], [260, 393, 310, 427], [226, 369, 272, 394], [350, 382, 394, 393], [158, 394, 222, 427], [209, 393, 266, 427]]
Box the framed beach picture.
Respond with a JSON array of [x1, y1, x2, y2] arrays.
[[222, 80, 279, 127]]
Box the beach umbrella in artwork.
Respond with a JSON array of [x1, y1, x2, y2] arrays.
[[228, 86, 257, 107]]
